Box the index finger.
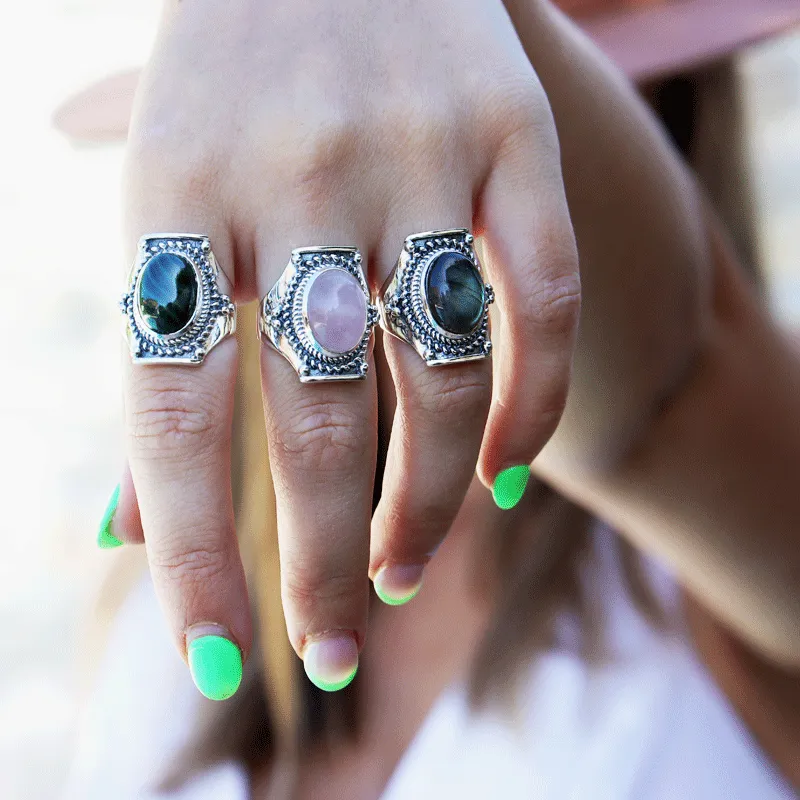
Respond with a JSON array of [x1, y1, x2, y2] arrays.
[[123, 228, 249, 702]]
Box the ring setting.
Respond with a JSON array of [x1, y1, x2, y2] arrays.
[[259, 247, 378, 382], [121, 234, 236, 365], [379, 229, 493, 366]]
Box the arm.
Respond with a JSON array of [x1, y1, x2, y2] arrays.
[[504, 0, 800, 669], [502, 1, 800, 778]]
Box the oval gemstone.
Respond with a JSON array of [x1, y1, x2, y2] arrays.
[[425, 251, 485, 335], [138, 252, 199, 336], [306, 268, 367, 354]]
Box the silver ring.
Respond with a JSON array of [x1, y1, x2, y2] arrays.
[[120, 234, 236, 365], [258, 246, 378, 382], [378, 229, 494, 366]]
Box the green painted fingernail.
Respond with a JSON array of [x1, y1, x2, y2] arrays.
[[492, 465, 530, 510], [373, 564, 424, 606], [304, 636, 358, 692], [97, 484, 123, 549], [187, 634, 243, 701]]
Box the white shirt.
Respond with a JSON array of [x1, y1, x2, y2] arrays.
[[65, 527, 796, 799]]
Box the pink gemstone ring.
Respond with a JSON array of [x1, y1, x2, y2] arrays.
[[258, 246, 378, 382]]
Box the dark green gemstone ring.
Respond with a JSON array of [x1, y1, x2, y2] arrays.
[[378, 229, 494, 367], [121, 234, 236, 365]]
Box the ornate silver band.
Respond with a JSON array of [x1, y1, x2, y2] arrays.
[[258, 246, 378, 382], [120, 234, 236, 365], [378, 229, 494, 366]]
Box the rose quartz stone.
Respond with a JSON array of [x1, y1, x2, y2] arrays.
[[306, 268, 367, 354]]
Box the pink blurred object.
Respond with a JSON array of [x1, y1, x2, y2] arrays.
[[52, 0, 800, 144], [577, 0, 800, 82], [557, 0, 664, 19], [52, 70, 139, 143]]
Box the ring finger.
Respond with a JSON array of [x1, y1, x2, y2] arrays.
[[370, 202, 493, 605]]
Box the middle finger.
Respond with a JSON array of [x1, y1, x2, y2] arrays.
[[258, 227, 378, 693], [370, 206, 493, 606]]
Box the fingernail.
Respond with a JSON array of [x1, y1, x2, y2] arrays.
[[187, 627, 243, 701], [303, 635, 358, 692], [373, 564, 424, 606], [492, 465, 530, 510], [97, 484, 123, 549]]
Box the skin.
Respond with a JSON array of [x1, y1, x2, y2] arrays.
[[508, 0, 800, 785], [120, 0, 579, 683], [506, 0, 800, 668], [108, 0, 800, 792]]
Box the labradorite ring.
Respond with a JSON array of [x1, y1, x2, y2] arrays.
[[120, 234, 236, 365], [378, 229, 494, 366], [258, 246, 379, 383]]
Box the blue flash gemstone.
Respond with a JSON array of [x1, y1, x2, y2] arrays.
[[425, 251, 485, 335], [138, 252, 198, 335]]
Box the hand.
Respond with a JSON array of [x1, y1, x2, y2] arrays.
[[117, 0, 579, 696]]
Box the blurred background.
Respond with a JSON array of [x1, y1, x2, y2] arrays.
[[0, 1, 798, 798]]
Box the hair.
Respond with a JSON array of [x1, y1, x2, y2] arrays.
[[93, 301, 665, 795]]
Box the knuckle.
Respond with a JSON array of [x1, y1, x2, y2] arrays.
[[130, 404, 217, 452], [480, 73, 550, 143], [523, 272, 582, 338], [283, 565, 365, 624], [513, 225, 581, 339], [272, 395, 369, 473], [128, 383, 224, 457], [150, 539, 231, 592], [494, 375, 570, 448], [499, 90, 541, 134], [413, 367, 492, 419], [127, 120, 224, 210], [381, 494, 451, 546], [386, 106, 463, 159], [286, 116, 360, 209]]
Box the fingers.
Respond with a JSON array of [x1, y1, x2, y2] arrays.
[[125, 336, 249, 700], [96, 464, 144, 548], [371, 337, 491, 603], [257, 226, 376, 692], [477, 114, 581, 509], [370, 204, 492, 605], [122, 204, 250, 701], [260, 350, 376, 690]]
